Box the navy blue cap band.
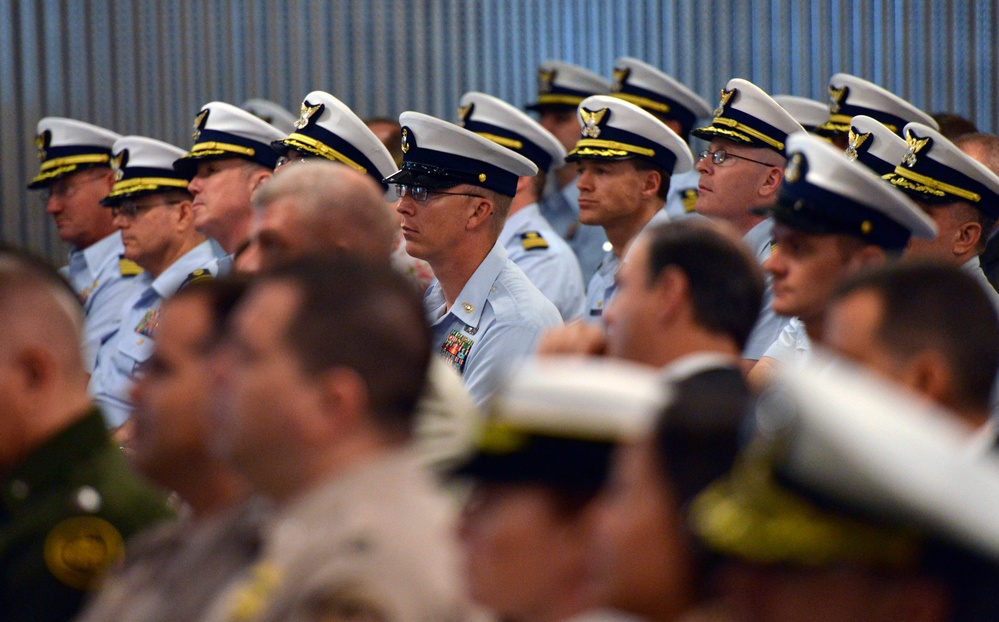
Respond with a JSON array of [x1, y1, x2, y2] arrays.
[[773, 181, 913, 251]]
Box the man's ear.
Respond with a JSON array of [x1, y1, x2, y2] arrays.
[[249, 168, 273, 192], [953, 219, 983, 256], [315, 366, 370, 439], [640, 168, 664, 200], [465, 197, 495, 230], [758, 165, 784, 199]]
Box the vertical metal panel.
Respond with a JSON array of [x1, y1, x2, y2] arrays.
[[0, 0, 995, 260]]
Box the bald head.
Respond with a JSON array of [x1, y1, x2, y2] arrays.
[[252, 161, 398, 271], [0, 250, 90, 474]]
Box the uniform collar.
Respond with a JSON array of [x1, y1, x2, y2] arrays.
[[743, 217, 774, 256], [1, 409, 110, 514], [499, 202, 542, 245], [72, 231, 124, 276], [444, 242, 509, 329], [149, 240, 217, 298]]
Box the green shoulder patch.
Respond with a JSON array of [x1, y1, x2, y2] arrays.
[[520, 231, 549, 251], [118, 257, 142, 276], [179, 269, 213, 291]]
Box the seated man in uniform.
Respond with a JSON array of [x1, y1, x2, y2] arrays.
[[458, 90, 585, 321], [826, 262, 999, 436], [688, 357, 999, 622], [450, 357, 665, 622], [692, 78, 804, 366], [609, 56, 713, 221], [174, 101, 284, 273], [566, 95, 693, 323], [90, 136, 221, 430], [76, 279, 266, 622], [745, 132, 936, 387], [387, 111, 562, 407], [0, 249, 172, 622], [885, 123, 999, 310], [209, 255, 480, 621], [27, 118, 138, 372]]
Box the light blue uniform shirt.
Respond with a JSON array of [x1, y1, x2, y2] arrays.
[[500, 203, 585, 322], [963, 255, 999, 313], [761, 317, 811, 365], [89, 240, 220, 427], [584, 209, 670, 324], [539, 179, 610, 283], [60, 232, 142, 373], [742, 218, 792, 360], [426, 242, 562, 408], [663, 169, 707, 222]]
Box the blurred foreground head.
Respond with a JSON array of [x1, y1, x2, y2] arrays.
[[689, 355, 999, 622]]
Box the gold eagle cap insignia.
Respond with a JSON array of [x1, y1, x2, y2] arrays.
[[294, 102, 323, 130], [828, 85, 848, 114], [611, 67, 630, 92], [844, 129, 870, 161], [784, 152, 804, 183], [192, 109, 209, 142], [457, 103, 473, 127], [34, 130, 50, 162], [903, 131, 931, 168], [401, 127, 410, 154], [110, 149, 128, 181], [538, 69, 557, 94], [580, 107, 609, 138], [714, 88, 736, 117]]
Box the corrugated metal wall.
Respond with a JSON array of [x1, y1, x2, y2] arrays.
[[1, 0, 995, 261]]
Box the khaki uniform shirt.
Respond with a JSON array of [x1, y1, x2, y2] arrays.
[[205, 449, 479, 622], [75, 497, 269, 622]]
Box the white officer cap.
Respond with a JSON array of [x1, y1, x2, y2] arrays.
[[458, 91, 566, 174], [29, 117, 122, 189], [884, 122, 999, 219], [450, 356, 666, 490], [565, 95, 694, 175], [272, 91, 397, 195], [173, 101, 285, 178], [526, 60, 610, 111], [773, 95, 829, 132], [240, 98, 298, 134], [101, 136, 190, 206], [691, 353, 999, 565], [610, 57, 711, 137], [816, 73, 938, 137], [765, 132, 937, 251], [383, 111, 537, 197], [845, 114, 908, 177], [692, 78, 805, 155]]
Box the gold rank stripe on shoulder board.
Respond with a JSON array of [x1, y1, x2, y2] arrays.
[[520, 231, 549, 251], [179, 269, 214, 291], [681, 188, 699, 213], [119, 257, 142, 276]]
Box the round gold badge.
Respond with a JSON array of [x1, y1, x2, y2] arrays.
[[44, 516, 125, 590]]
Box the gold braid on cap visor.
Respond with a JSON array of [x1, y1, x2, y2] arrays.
[[688, 442, 923, 569]]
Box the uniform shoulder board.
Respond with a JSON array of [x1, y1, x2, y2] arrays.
[[179, 269, 214, 291], [681, 188, 699, 213], [520, 231, 549, 251], [118, 256, 142, 277]]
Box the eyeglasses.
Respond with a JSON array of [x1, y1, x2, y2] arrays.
[[698, 149, 774, 167], [43, 169, 110, 201], [394, 184, 485, 202], [111, 200, 182, 219], [275, 153, 313, 169]]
